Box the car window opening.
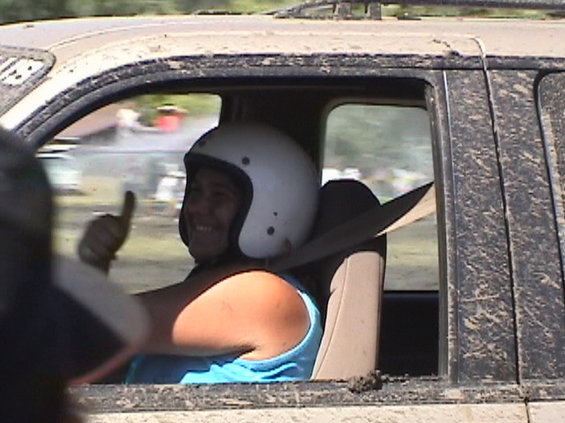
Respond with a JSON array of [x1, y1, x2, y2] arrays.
[[44, 88, 441, 384]]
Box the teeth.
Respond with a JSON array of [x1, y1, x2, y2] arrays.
[[195, 225, 212, 232]]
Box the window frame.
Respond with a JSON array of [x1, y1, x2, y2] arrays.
[[538, 71, 565, 292], [490, 68, 565, 382], [320, 100, 438, 294], [505, 70, 565, 381]]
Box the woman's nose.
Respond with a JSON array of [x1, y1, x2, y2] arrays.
[[186, 194, 212, 215]]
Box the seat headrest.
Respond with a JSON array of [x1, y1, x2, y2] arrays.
[[294, 179, 383, 315], [312, 179, 381, 238]]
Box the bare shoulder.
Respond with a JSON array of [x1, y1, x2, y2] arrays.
[[209, 269, 309, 324], [219, 270, 309, 359], [217, 269, 304, 306]]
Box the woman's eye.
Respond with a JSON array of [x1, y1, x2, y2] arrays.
[[213, 189, 236, 202], [212, 191, 229, 200]]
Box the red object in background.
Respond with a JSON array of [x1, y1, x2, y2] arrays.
[[156, 114, 181, 132]]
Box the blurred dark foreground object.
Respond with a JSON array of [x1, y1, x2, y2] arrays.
[[0, 127, 148, 423]]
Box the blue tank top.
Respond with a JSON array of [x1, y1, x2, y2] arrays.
[[125, 274, 322, 384]]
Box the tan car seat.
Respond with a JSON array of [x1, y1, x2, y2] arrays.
[[299, 179, 386, 380]]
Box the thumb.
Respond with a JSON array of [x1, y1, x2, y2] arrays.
[[119, 190, 136, 227]]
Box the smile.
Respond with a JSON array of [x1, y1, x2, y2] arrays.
[[194, 225, 213, 233]]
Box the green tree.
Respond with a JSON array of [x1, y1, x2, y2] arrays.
[[69, 0, 178, 17], [0, 0, 298, 23], [0, 0, 72, 23]]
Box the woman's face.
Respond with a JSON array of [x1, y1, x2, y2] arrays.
[[183, 167, 242, 263]]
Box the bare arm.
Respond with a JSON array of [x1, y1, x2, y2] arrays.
[[77, 193, 309, 360], [137, 266, 310, 360]]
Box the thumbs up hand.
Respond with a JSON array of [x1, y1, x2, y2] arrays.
[[78, 191, 136, 273]]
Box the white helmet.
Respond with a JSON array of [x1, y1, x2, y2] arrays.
[[179, 122, 319, 260]]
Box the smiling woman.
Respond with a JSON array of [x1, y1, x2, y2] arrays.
[[78, 122, 323, 384]]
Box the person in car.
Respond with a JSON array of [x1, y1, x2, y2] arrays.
[[78, 122, 323, 384], [0, 127, 148, 422]]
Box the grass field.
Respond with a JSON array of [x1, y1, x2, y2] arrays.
[[53, 176, 192, 292]]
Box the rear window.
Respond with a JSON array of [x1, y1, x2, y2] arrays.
[[323, 103, 438, 291]]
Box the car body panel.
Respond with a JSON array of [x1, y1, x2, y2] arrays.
[[528, 401, 565, 423], [88, 403, 529, 423], [438, 68, 518, 382], [538, 72, 565, 268], [489, 69, 565, 381], [73, 380, 551, 420], [87, 401, 565, 423], [2, 15, 564, 57], [1, 16, 565, 131]]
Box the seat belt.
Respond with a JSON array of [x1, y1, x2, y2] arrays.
[[270, 181, 435, 272]]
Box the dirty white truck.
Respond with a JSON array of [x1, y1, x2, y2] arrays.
[[1, 0, 565, 421]]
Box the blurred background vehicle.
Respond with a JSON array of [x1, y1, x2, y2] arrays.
[[36, 146, 82, 195]]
